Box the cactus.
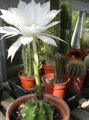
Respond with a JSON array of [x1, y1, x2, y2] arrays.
[[22, 44, 33, 76], [50, 0, 60, 38], [66, 59, 86, 77], [59, 0, 72, 54], [20, 99, 53, 120], [54, 52, 66, 83], [84, 55, 89, 69]]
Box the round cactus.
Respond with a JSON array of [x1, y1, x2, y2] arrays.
[[19, 99, 53, 120], [84, 55, 89, 69], [66, 59, 86, 77]]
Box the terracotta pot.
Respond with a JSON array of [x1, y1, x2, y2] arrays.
[[6, 93, 70, 120], [42, 73, 69, 99], [68, 76, 84, 93], [84, 69, 89, 85], [79, 49, 89, 59], [18, 70, 35, 90], [66, 48, 89, 60], [86, 69, 89, 79], [43, 65, 54, 75]]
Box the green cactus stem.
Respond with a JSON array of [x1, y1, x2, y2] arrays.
[[60, 0, 72, 54], [20, 99, 53, 120], [22, 44, 33, 76], [50, 0, 60, 45], [54, 53, 66, 83], [66, 59, 86, 77], [84, 55, 89, 69]]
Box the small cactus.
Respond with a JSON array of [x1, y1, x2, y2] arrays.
[[66, 59, 86, 77], [19, 99, 53, 120], [84, 55, 89, 69]]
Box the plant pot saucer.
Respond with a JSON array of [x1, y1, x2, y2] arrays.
[[8, 77, 36, 98]]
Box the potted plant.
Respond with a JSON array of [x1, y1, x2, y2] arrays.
[[84, 55, 89, 85], [0, 0, 70, 120], [18, 45, 35, 90], [42, 0, 72, 100], [42, 52, 69, 99], [66, 59, 86, 94]]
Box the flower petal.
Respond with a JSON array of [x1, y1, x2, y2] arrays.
[[8, 37, 22, 61], [0, 26, 20, 34], [0, 9, 21, 26], [19, 36, 33, 45], [42, 1, 50, 14], [37, 34, 57, 46], [40, 9, 61, 26], [41, 33, 68, 44], [1, 34, 17, 39], [43, 21, 60, 30], [18, 0, 27, 10]]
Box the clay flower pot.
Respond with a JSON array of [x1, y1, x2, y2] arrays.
[[43, 65, 55, 75], [6, 93, 70, 120], [68, 76, 84, 94], [42, 73, 69, 99], [18, 70, 35, 90]]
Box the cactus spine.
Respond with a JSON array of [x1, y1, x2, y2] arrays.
[[59, 0, 72, 54], [20, 100, 53, 120], [66, 60, 86, 77], [84, 55, 89, 69], [22, 44, 33, 76]]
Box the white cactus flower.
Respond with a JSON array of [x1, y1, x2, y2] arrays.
[[0, 0, 63, 60]]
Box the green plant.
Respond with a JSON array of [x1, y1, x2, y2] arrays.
[[54, 52, 66, 83], [84, 55, 89, 69], [44, 0, 69, 84], [19, 99, 53, 120], [59, 0, 72, 54], [0, 0, 65, 119], [22, 45, 33, 76], [66, 59, 86, 77]]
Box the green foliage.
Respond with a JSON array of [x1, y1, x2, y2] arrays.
[[59, 0, 72, 54], [82, 29, 89, 49], [22, 45, 33, 76], [85, 17, 89, 28], [84, 55, 89, 69], [20, 99, 53, 120], [66, 59, 86, 77], [72, 11, 79, 29]]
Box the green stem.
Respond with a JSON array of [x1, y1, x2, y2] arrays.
[[27, 44, 31, 76], [32, 40, 43, 100]]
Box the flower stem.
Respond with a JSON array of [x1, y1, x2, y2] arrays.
[[32, 40, 43, 100]]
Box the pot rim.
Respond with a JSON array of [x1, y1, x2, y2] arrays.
[[42, 73, 70, 86], [18, 70, 34, 79], [6, 93, 70, 120]]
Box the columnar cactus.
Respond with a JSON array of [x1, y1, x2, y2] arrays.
[[59, 0, 72, 54], [20, 100, 53, 120], [84, 55, 89, 69], [50, 0, 60, 38], [48, 0, 60, 50], [22, 45, 33, 76], [66, 59, 86, 77]]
